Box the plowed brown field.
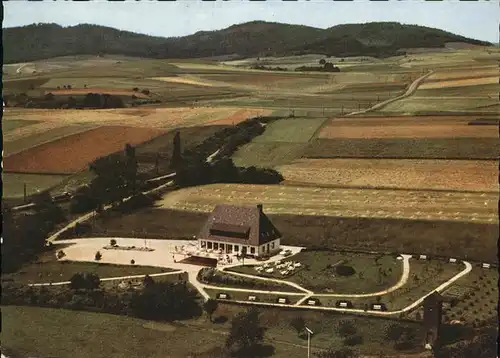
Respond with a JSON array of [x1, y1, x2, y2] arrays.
[[4, 126, 166, 174], [277, 159, 499, 192], [427, 67, 497, 81], [46, 89, 150, 98]]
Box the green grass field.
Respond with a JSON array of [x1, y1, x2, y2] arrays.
[[2, 119, 41, 133], [0, 304, 425, 357], [254, 118, 327, 143], [233, 142, 307, 167], [2, 173, 70, 199], [228, 251, 402, 294]]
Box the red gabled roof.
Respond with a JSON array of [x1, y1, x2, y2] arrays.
[[197, 204, 281, 246]]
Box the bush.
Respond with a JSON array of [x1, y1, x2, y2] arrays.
[[110, 239, 117, 246], [57, 250, 66, 259], [70, 273, 100, 290], [335, 265, 356, 277], [337, 320, 357, 338], [343, 334, 363, 346], [131, 259, 135, 265], [141, 89, 150, 95], [95, 251, 102, 261]]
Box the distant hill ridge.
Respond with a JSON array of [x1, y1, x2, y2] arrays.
[[2, 21, 491, 63]]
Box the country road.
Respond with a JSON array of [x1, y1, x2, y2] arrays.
[[346, 70, 434, 116]]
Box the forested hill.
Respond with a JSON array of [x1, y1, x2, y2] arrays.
[[3, 21, 491, 63]]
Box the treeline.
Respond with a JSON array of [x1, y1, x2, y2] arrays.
[[295, 62, 341, 73], [2, 276, 202, 322], [3, 22, 490, 63], [250, 65, 287, 71], [4, 92, 158, 109], [2, 193, 66, 274], [174, 117, 284, 187]]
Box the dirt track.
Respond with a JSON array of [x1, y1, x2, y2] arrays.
[[158, 184, 498, 224]]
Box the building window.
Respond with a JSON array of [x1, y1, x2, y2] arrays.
[[234, 245, 239, 252], [201, 241, 206, 248], [227, 244, 233, 253], [250, 247, 255, 254], [214, 243, 218, 250], [220, 243, 225, 251], [207, 242, 212, 249], [271, 242, 275, 249]]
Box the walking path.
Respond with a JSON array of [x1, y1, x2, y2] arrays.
[[29, 270, 185, 287], [345, 70, 434, 116]]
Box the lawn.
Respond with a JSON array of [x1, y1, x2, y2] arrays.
[[204, 288, 303, 304], [2, 173, 70, 199], [228, 250, 403, 294], [316, 259, 465, 312], [2, 119, 40, 133], [305, 138, 500, 160], [3, 248, 174, 284], [232, 142, 307, 167], [198, 268, 303, 293]]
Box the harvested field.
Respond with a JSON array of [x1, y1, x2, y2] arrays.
[[157, 183, 498, 224], [232, 142, 307, 168], [4, 126, 166, 174], [278, 159, 498, 192], [380, 97, 498, 113], [253, 118, 327, 143], [207, 108, 273, 125], [45, 89, 150, 98], [2, 173, 70, 199], [152, 76, 215, 87], [305, 138, 500, 160], [4, 123, 98, 156], [318, 123, 497, 139], [93, 207, 498, 262], [419, 76, 498, 89], [426, 67, 497, 81], [2, 107, 261, 130]]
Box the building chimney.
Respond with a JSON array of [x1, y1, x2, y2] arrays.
[[257, 204, 263, 213]]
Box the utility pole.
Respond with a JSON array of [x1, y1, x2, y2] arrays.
[[305, 326, 314, 358], [23, 183, 27, 203]]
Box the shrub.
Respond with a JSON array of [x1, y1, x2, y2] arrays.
[[141, 89, 150, 95], [343, 334, 363, 346], [337, 320, 357, 338], [95, 251, 102, 261], [143, 274, 155, 288], [132, 87, 139, 92], [131, 259, 135, 265], [57, 250, 66, 259], [70, 272, 100, 290], [335, 265, 355, 277], [110, 239, 117, 246]]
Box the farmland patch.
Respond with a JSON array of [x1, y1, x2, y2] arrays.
[[157, 183, 498, 224], [419, 76, 498, 90], [2, 119, 40, 133], [305, 138, 500, 160], [4, 124, 99, 156], [253, 118, 326, 143], [277, 159, 498, 192], [207, 108, 273, 125], [232, 142, 307, 168], [4, 126, 166, 174], [2, 173, 70, 199], [45, 89, 149, 98]]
